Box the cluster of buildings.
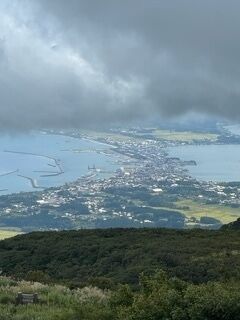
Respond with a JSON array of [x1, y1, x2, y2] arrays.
[[0, 129, 240, 231]]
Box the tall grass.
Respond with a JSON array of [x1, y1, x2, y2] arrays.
[[0, 276, 110, 320]]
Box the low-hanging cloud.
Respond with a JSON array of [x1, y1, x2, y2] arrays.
[[0, 0, 240, 131]]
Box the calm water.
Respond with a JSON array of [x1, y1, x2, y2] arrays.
[[225, 124, 240, 135], [168, 144, 240, 182], [0, 132, 118, 194]]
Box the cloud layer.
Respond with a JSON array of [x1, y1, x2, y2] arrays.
[[0, 0, 240, 130]]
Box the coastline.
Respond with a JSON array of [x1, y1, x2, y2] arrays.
[[0, 132, 120, 195]]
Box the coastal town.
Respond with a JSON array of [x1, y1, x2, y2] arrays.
[[0, 126, 240, 232]]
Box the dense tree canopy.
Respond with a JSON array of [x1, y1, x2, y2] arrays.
[[0, 228, 239, 288]]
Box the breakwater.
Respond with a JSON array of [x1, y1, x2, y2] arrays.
[[4, 150, 64, 176], [0, 169, 19, 177], [0, 133, 118, 194], [17, 174, 43, 189]]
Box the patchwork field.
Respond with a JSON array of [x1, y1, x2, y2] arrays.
[[153, 129, 218, 142], [149, 199, 240, 225], [176, 199, 240, 224], [80, 129, 219, 143]]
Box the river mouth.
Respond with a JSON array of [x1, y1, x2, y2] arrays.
[[0, 132, 118, 195]]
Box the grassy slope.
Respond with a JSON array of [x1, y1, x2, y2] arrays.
[[0, 271, 240, 320], [0, 276, 108, 320]]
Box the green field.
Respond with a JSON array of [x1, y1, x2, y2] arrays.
[[82, 129, 140, 143], [0, 230, 21, 240], [148, 199, 240, 225], [176, 199, 240, 224], [153, 129, 218, 142], [79, 128, 219, 144]]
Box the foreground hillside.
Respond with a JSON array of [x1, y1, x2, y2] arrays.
[[0, 272, 240, 320], [0, 228, 240, 319], [0, 276, 109, 320], [0, 228, 239, 287]]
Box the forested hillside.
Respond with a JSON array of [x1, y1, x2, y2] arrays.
[[221, 217, 240, 230], [0, 228, 239, 288]]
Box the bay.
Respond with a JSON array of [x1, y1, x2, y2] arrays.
[[0, 132, 118, 194], [168, 144, 240, 182]]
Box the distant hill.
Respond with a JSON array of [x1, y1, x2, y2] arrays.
[[0, 228, 239, 288], [221, 218, 240, 230]]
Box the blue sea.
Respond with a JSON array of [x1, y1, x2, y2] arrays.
[[0, 132, 118, 194], [168, 144, 240, 182]]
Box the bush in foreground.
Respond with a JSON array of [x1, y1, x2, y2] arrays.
[[0, 271, 240, 319]]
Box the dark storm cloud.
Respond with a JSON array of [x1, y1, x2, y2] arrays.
[[0, 0, 240, 130]]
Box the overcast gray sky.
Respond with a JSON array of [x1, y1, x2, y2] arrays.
[[0, 0, 240, 130]]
